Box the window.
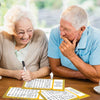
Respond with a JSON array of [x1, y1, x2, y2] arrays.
[[0, 0, 100, 33]]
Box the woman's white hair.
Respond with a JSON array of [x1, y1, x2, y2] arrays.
[[61, 5, 88, 30], [3, 5, 35, 35]]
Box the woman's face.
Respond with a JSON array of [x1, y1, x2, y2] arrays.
[[15, 17, 34, 46]]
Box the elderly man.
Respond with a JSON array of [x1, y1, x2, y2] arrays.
[[48, 5, 100, 82]]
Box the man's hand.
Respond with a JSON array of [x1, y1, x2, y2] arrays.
[[59, 36, 77, 59]]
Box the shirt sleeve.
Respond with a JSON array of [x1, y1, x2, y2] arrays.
[[48, 28, 60, 58], [89, 36, 100, 65], [0, 32, 3, 61], [39, 33, 49, 68]]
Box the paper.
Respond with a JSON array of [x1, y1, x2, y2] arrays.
[[53, 79, 64, 90], [39, 87, 89, 100], [23, 79, 65, 91], [39, 90, 78, 100], [65, 87, 89, 99], [3, 87, 43, 100]]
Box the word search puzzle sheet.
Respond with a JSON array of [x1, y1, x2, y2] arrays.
[[39, 90, 78, 100], [39, 87, 89, 100], [65, 87, 89, 99], [3, 87, 43, 100], [23, 79, 65, 91]]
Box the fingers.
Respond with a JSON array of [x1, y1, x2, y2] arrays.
[[60, 42, 67, 52], [73, 33, 78, 47], [21, 71, 37, 81], [14, 70, 23, 80], [60, 41, 67, 48], [61, 35, 77, 48], [61, 36, 71, 44], [73, 38, 77, 47], [22, 76, 31, 81], [60, 39, 70, 51], [21, 71, 31, 81]]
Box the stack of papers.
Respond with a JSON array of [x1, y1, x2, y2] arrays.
[[3, 79, 89, 100]]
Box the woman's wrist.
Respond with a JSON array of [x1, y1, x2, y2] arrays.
[[31, 71, 39, 79]]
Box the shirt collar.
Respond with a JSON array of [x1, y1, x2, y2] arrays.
[[14, 41, 30, 52], [76, 27, 88, 51]]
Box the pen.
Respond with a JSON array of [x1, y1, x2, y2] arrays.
[[22, 61, 26, 71]]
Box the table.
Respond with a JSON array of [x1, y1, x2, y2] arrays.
[[0, 76, 99, 100]]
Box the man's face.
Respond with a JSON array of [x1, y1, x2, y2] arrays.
[[60, 18, 81, 42]]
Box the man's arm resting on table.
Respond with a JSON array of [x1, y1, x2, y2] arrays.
[[0, 68, 22, 80], [49, 57, 86, 79], [69, 54, 100, 83], [59, 36, 100, 82]]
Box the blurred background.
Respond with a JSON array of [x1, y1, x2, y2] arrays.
[[0, 0, 100, 36]]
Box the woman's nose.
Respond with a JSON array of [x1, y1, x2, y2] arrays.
[[23, 32, 29, 38]]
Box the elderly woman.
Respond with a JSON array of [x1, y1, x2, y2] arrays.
[[0, 6, 50, 81]]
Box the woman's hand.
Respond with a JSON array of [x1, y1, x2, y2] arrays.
[[13, 70, 23, 80], [21, 70, 37, 81]]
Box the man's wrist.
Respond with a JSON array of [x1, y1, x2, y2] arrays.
[[67, 52, 76, 60]]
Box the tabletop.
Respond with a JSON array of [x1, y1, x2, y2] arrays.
[[0, 76, 99, 100]]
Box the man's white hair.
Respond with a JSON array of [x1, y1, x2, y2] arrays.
[[61, 5, 88, 30], [3, 5, 35, 35]]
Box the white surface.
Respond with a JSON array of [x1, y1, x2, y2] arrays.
[[0, 76, 2, 79], [94, 86, 100, 94], [50, 72, 53, 79]]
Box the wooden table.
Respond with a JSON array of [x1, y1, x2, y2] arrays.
[[0, 76, 99, 100]]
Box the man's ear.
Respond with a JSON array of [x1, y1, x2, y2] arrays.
[[81, 26, 86, 32]]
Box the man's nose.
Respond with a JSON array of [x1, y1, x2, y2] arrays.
[[60, 31, 65, 36]]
